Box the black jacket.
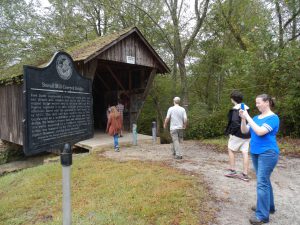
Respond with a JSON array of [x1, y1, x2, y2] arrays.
[[225, 108, 250, 139]]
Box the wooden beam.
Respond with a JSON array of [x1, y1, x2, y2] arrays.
[[83, 59, 98, 81], [136, 68, 156, 120], [105, 65, 126, 91], [142, 68, 156, 99], [76, 61, 84, 76], [96, 73, 110, 90]]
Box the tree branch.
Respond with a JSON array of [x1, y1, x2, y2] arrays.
[[182, 0, 210, 57], [178, 0, 184, 20], [217, 0, 247, 51], [124, 0, 174, 52], [283, 7, 300, 29], [288, 32, 300, 42]]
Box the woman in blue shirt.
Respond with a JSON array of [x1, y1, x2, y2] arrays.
[[240, 94, 279, 225]]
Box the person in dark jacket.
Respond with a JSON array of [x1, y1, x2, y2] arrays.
[[224, 90, 251, 181]]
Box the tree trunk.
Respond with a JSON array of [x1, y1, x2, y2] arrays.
[[178, 57, 188, 110], [165, 0, 210, 110], [275, 0, 284, 48], [292, 0, 297, 39], [172, 56, 178, 97]]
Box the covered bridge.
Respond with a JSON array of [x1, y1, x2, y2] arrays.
[[0, 27, 170, 145]]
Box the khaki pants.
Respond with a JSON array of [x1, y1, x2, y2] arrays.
[[170, 129, 184, 156]]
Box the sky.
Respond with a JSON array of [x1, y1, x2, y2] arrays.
[[39, 0, 50, 7]]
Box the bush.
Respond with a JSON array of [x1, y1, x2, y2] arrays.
[[160, 129, 172, 144], [0, 140, 24, 165], [186, 105, 227, 139]]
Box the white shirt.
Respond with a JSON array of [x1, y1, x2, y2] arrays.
[[233, 103, 249, 110], [166, 105, 187, 130]]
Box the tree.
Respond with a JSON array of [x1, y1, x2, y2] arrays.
[[163, 0, 210, 109], [113, 0, 211, 110], [0, 0, 42, 67], [273, 0, 300, 48]]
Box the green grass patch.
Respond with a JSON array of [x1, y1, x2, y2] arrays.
[[200, 137, 228, 153], [278, 137, 300, 157], [201, 137, 228, 148], [201, 137, 300, 157], [0, 154, 214, 225]]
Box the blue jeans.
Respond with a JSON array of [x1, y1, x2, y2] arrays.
[[251, 150, 279, 222], [113, 134, 119, 149]]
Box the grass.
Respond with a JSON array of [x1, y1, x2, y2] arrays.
[[0, 154, 215, 225], [277, 137, 300, 157], [201, 136, 300, 157]]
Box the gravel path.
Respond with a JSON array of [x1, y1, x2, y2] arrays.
[[101, 140, 300, 225]]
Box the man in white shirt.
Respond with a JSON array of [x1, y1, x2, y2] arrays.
[[163, 97, 188, 159]]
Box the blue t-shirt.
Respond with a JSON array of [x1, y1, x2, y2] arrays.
[[250, 114, 280, 154]]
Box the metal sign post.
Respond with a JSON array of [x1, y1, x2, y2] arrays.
[[152, 121, 157, 144], [132, 123, 137, 145], [61, 143, 72, 225]]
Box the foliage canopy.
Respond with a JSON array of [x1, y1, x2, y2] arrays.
[[1, 0, 300, 137]]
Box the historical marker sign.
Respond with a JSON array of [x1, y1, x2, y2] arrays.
[[23, 51, 93, 156]]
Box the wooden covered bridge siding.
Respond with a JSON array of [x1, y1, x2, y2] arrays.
[[98, 33, 162, 69], [76, 32, 160, 131], [0, 84, 23, 145]]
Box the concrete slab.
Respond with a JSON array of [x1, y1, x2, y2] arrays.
[[75, 131, 155, 152]]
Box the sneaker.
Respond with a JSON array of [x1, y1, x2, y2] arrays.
[[174, 155, 182, 159], [237, 173, 250, 182], [114, 146, 120, 152], [251, 206, 275, 214], [249, 215, 268, 224], [224, 169, 237, 178]]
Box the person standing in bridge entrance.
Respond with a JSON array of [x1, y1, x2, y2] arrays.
[[116, 98, 124, 137], [163, 97, 188, 160], [106, 106, 122, 152]]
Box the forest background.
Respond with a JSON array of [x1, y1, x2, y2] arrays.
[[1, 0, 300, 139]]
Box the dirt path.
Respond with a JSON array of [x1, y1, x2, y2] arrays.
[[101, 140, 300, 225]]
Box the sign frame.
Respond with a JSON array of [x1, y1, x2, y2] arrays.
[[23, 51, 94, 156]]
